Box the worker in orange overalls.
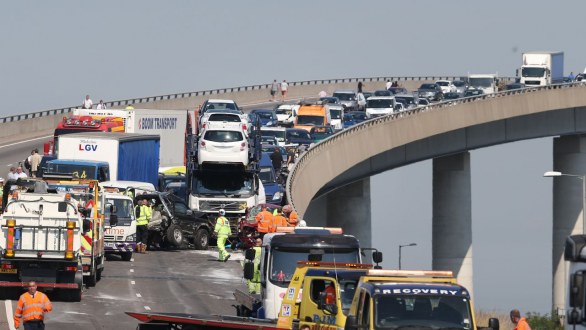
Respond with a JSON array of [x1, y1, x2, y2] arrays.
[[282, 205, 299, 227], [255, 205, 274, 234], [14, 281, 52, 329], [272, 208, 288, 232], [324, 281, 336, 304], [510, 309, 531, 330]]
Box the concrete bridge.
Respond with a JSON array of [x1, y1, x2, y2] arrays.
[[2, 76, 582, 311]]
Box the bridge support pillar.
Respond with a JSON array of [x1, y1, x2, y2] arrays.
[[551, 135, 586, 313], [303, 178, 372, 249], [432, 152, 473, 295]]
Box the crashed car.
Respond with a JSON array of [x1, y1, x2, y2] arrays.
[[136, 192, 214, 250]]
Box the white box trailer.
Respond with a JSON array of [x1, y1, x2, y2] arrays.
[[73, 108, 193, 168], [521, 51, 564, 86]]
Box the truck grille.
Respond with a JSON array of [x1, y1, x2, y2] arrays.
[[105, 235, 124, 241], [198, 200, 247, 213]]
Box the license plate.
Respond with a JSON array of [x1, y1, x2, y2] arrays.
[[105, 243, 114, 248], [0, 269, 17, 274]]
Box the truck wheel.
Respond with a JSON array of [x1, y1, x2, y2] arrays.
[[166, 224, 183, 247], [193, 228, 210, 250], [121, 252, 132, 261], [96, 268, 103, 282], [85, 270, 97, 287]]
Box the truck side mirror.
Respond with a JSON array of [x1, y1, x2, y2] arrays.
[[109, 204, 117, 213], [488, 317, 499, 330], [83, 219, 91, 233], [570, 272, 585, 308], [243, 262, 255, 280], [245, 248, 256, 261], [569, 309, 581, 325], [372, 251, 383, 263], [110, 214, 118, 227]]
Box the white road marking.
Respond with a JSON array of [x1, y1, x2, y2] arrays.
[[130, 258, 134, 262], [5, 300, 15, 330], [0, 135, 53, 149], [6, 163, 12, 167], [136, 293, 142, 298], [131, 280, 136, 285], [144, 306, 151, 311], [130, 269, 134, 273]]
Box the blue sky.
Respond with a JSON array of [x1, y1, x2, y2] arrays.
[[2, 0, 585, 313]]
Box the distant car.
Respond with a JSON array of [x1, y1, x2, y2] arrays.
[[435, 80, 456, 93], [373, 90, 392, 97], [198, 122, 249, 167], [309, 125, 335, 142], [158, 172, 185, 192], [285, 128, 313, 146], [365, 96, 399, 119], [452, 80, 468, 94], [260, 127, 287, 146], [249, 109, 278, 127], [199, 109, 248, 133], [319, 97, 340, 105], [418, 98, 430, 106], [388, 87, 409, 95], [332, 90, 358, 110], [273, 104, 299, 128], [199, 99, 240, 120], [259, 153, 285, 205], [261, 135, 279, 146], [343, 113, 358, 129], [328, 105, 344, 131], [261, 144, 287, 162], [443, 92, 462, 100], [347, 111, 367, 124], [394, 94, 419, 110], [417, 83, 443, 101], [505, 83, 526, 90], [463, 88, 484, 97]]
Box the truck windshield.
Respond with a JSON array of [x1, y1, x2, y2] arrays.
[[367, 99, 394, 108], [468, 78, 494, 88], [333, 93, 355, 101], [374, 295, 473, 329], [47, 163, 95, 179], [276, 108, 293, 115], [192, 172, 253, 196], [521, 67, 546, 78], [296, 116, 324, 126], [269, 248, 360, 286], [260, 130, 286, 142], [105, 198, 134, 226], [330, 109, 342, 119], [259, 167, 276, 184]]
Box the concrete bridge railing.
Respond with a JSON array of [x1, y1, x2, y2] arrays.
[[0, 76, 479, 145]]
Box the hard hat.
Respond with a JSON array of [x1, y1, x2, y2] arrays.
[[219, 209, 226, 216]]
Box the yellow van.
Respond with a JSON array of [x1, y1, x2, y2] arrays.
[[294, 104, 331, 131]]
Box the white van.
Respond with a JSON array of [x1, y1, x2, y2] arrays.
[[328, 105, 344, 131], [274, 104, 299, 127], [365, 96, 400, 118]]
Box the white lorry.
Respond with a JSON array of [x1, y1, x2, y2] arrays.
[[101, 189, 136, 261], [468, 73, 499, 94], [0, 184, 85, 301], [520, 51, 564, 86], [64, 108, 194, 168]]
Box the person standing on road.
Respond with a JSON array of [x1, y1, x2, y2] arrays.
[[135, 199, 151, 254], [82, 94, 93, 109], [270, 79, 279, 101], [386, 80, 392, 90], [280, 80, 289, 101], [510, 309, 531, 330], [30, 149, 42, 178], [269, 147, 283, 174], [215, 209, 232, 262], [14, 281, 52, 330], [245, 238, 262, 293]]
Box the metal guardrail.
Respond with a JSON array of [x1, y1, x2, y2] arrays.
[[285, 81, 584, 213], [0, 76, 486, 124]]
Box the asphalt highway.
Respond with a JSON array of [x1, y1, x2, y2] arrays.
[[0, 249, 247, 329]]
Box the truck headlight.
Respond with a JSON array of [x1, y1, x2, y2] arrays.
[[272, 192, 282, 200], [126, 234, 136, 242]]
